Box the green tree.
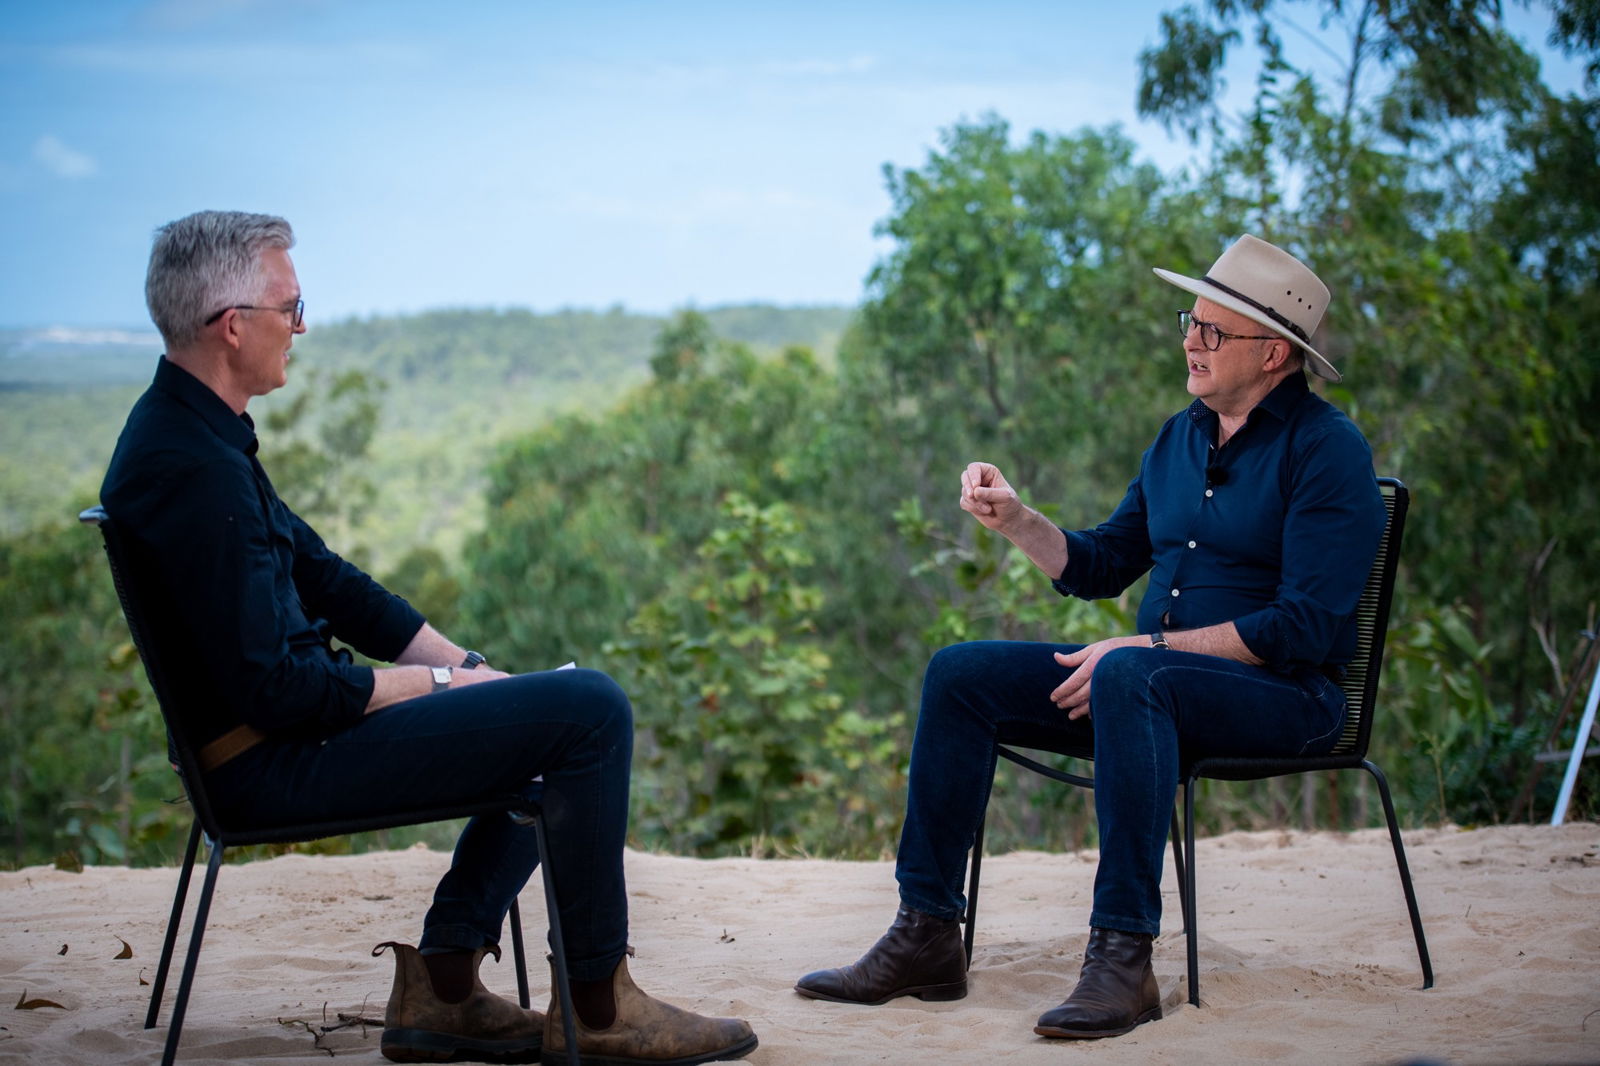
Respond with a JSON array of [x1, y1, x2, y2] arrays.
[[0, 520, 179, 869], [259, 367, 383, 561], [611, 494, 902, 855]]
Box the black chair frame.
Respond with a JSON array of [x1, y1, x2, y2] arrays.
[[81, 506, 579, 1066], [962, 478, 1433, 1007]]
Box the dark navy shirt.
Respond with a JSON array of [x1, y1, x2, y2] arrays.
[[101, 357, 426, 746], [1053, 373, 1385, 671]]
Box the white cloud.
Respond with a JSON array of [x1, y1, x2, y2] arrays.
[[610, 52, 880, 93], [51, 40, 426, 80], [759, 54, 878, 78], [33, 135, 98, 179]]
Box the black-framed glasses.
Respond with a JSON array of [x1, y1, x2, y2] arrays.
[[204, 297, 304, 329], [1177, 309, 1277, 352]]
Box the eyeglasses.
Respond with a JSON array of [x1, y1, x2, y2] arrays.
[[204, 297, 305, 329], [1177, 309, 1277, 352]]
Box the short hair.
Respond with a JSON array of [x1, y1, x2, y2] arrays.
[[145, 211, 294, 349]]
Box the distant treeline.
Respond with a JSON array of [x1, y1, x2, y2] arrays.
[[0, 304, 854, 543]]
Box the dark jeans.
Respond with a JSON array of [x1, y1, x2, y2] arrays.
[[895, 641, 1347, 937], [207, 667, 632, 981]]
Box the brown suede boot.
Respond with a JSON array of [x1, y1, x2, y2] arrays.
[[1033, 927, 1162, 1039], [541, 954, 757, 1065], [794, 906, 967, 1005], [375, 941, 545, 1063]]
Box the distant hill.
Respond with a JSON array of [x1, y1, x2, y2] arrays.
[[283, 304, 853, 437], [0, 327, 164, 394], [0, 305, 855, 551]]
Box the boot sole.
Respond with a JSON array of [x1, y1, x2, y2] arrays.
[[1033, 1005, 1162, 1040], [382, 1027, 543, 1063], [539, 1030, 758, 1065], [793, 980, 968, 1006]]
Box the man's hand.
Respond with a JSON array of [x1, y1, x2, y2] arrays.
[[366, 661, 511, 713], [960, 460, 1071, 580], [450, 665, 510, 687], [1050, 635, 1153, 719], [960, 461, 1025, 534]]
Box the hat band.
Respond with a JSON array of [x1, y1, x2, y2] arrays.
[[1201, 275, 1310, 344]]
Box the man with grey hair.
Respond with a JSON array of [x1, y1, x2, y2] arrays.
[[795, 234, 1386, 1041], [102, 210, 757, 1065]]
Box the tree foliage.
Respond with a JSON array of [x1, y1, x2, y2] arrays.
[[5, 3, 1597, 868], [0, 519, 175, 869]]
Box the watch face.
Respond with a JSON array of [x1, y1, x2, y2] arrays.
[[431, 667, 452, 685]]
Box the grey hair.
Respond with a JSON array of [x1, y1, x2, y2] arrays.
[[145, 211, 295, 349]]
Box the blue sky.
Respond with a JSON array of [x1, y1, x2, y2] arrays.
[[0, 0, 1585, 330]]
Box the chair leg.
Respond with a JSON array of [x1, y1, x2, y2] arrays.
[[1363, 760, 1434, 989], [1183, 775, 1200, 1008], [532, 813, 580, 1066], [508, 897, 530, 1009], [964, 814, 987, 967], [1168, 807, 1187, 935], [146, 819, 202, 1030], [161, 837, 226, 1066]]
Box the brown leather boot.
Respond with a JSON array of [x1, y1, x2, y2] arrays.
[[375, 941, 544, 1063], [541, 954, 756, 1065], [1033, 927, 1162, 1039], [793, 905, 967, 1005]]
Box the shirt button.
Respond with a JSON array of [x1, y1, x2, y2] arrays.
[[1205, 488, 1214, 498], [1170, 588, 1181, 597], [1187, 540, 1197, 549]]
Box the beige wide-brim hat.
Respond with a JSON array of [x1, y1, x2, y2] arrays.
[[1153, 234, 1340, 382]]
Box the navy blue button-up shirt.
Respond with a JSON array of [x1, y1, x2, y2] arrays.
[[101, 357, 426, 746], [1052, 373, 1385, 671]]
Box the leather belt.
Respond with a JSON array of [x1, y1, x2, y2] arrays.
[[197, 724, 268, 773]]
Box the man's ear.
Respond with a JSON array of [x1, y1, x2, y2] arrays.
[[215, 308, 246, 351], [1260, 338, 1293, 373]]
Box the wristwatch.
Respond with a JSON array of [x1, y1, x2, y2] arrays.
[[461, 650, 487, 670], [1150, 630, 1171, 650], [430, 666, 453, 693]]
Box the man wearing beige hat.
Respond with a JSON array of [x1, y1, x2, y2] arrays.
[[794, 235, 1385, 1039]]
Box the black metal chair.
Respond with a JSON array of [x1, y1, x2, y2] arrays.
[[80, 505, 579, 1066], [962, 477, 1432, 1006]]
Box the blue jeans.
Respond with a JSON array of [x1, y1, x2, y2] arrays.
[[895, 641, 1347, 937], [207, 668, 632, 981]]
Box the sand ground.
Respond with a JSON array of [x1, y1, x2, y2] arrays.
[[2, 822, 1597, 1064]]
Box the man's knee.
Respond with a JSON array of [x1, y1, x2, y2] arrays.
[[923, 642, 992, 700], [1094, 646, 1159, 702], [563, 668, 633, 737]]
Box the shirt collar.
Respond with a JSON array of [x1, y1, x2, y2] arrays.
[[1186, 371, 1311, 433], [152, 355, 260, 456]]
